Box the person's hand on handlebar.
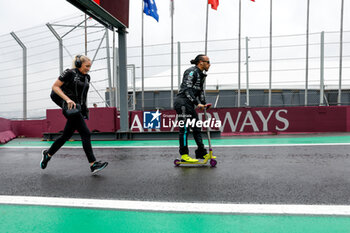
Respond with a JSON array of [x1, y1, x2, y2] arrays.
[[197, 103, 212, 110], [205, 104, 212, 109], [197, 104, 205, 110]]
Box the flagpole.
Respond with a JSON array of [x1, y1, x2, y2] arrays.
[[305, 0, 309, 106], [338, 0, 344, 105], [84, 14, 88, 56], [238, 0, 241, 108], [170, 0, 174, 109], [245, 36, 250, 106], [205, 1, 209, 54], [141, 0, 145, 110], [268, 0, 272, 107]]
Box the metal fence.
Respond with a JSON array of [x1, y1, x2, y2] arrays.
[[0, 14, 350, 119]]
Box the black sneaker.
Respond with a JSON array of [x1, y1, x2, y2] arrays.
[[90, 161, 108, 174], [195, 148, 208, 159], [40, 149, 51, 169]]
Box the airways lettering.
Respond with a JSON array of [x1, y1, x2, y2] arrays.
[[210, 110, 289, 132]]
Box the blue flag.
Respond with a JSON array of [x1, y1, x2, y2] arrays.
[[143, 0, 159, 22]]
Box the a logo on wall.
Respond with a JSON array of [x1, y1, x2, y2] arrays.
[[143, 110, 162, 129]]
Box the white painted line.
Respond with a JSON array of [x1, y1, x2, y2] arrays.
[[2, 143, 350, 149], [0, 195, 350, 216]]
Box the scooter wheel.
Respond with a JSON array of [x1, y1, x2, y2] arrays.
[[210, 159, 217, 167], [174, 159, 180, 167]]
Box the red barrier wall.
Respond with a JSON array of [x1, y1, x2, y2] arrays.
[[347, 107, 350, 132], [2, 106, 350, 139], [0, 117, 16, 143], [129, 106, 350, 134], [0, 117, 11, 132], [11, 120, 46, 138], [213, 106, 346, 133], [46, 107, 118, 133], [88, 107, 117, 132]]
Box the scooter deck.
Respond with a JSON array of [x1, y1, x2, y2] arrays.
[[176, 158, 211, 165], [174, 152, 217, 167]]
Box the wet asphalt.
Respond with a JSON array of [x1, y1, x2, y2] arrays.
[[1, 145, 350, 205]]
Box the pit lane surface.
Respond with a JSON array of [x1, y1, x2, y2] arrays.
[[1, 145, 350, 205]]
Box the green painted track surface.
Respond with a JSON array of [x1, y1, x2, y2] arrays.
[[2, 135, 350, 147], [1, 205, 350, 233]]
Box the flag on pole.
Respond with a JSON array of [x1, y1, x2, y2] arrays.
[[93, 0, 100, 5], [208, 0, 219, 10], [143, 0, 159, 22]]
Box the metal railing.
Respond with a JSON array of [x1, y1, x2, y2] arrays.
[[1, 14, 350, 119]]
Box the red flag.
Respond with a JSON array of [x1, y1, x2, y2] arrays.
[[93, 0, 100, 5], [251, 0, 255, 1], [208, 0, 219, 10]]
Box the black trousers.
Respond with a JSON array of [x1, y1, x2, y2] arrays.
[[174, 97, 207, 158], [47, 113, 96, 163]]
